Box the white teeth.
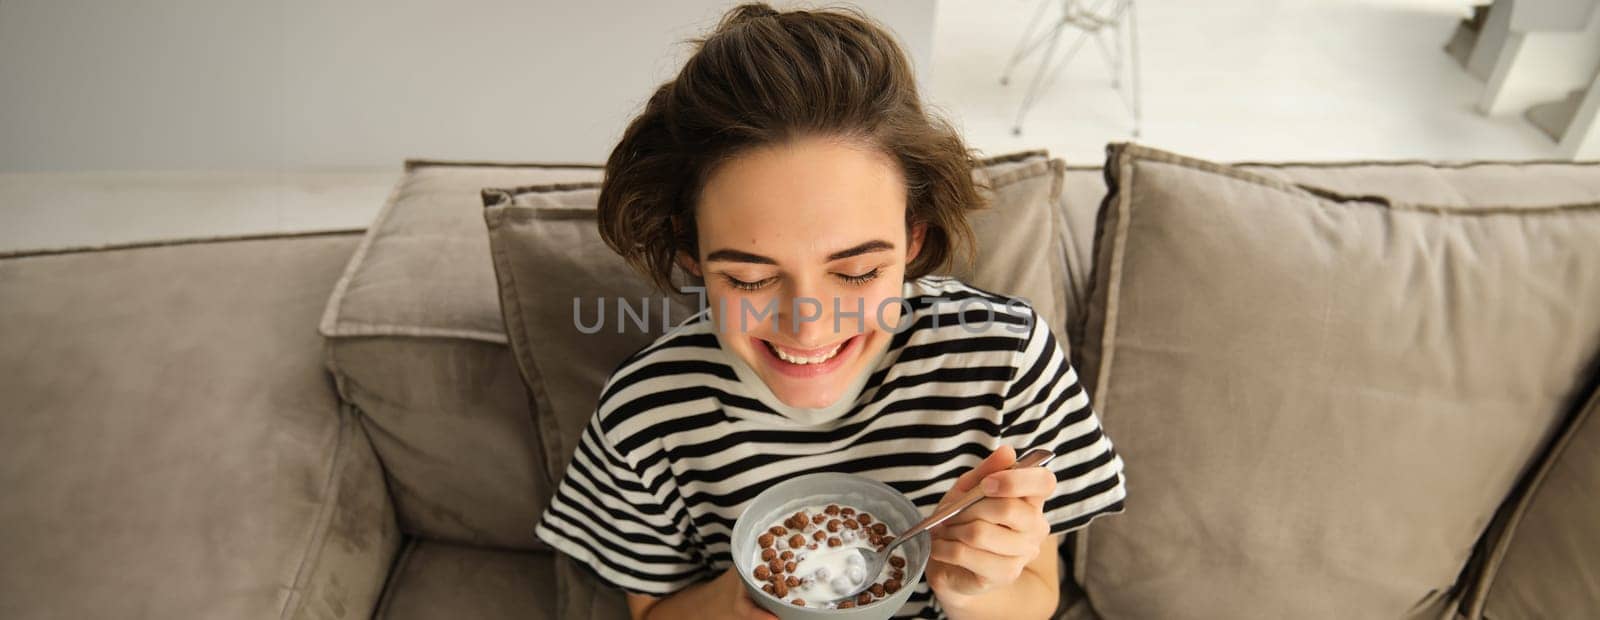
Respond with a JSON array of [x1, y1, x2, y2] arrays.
[[770, 340, 845, 365]]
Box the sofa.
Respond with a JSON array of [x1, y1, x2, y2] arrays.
[[2, 145, 1596, 620]]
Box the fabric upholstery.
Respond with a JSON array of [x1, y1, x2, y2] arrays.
[[1057, 166, 1107, 344], [1053, 563, 1098, 620], [1474, 379, 1600, 619], [554, 551, 634, 620], [479, 150, 1070, 510], [482, 184, 699, 485], [1057, 157, 1600, 349], [958, 151, 1072, 338], [374, 540, 557, 620], [1055, 156, 1600, 619], [1237, 160, 1600, 206], [1071, 144, 1600, 619], [287, 403, 403, 620], [0, 233, 399, 619], [318, 160, 603, 550]]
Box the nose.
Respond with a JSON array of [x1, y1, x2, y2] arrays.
[[775, 274, 834, 344]]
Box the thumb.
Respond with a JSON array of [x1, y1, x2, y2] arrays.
[[952, 444, 1017, 495]]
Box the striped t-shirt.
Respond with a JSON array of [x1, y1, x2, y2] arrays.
[[534, 275, 1127, 618]]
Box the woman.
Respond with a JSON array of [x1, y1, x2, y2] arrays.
[[534, 4, 1126, 618]]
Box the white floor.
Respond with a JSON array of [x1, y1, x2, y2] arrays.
[[928, 0, 1561, 164], [0, 0, 1568, 255]]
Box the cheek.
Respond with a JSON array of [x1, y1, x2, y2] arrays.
[[705, 287, 777, 337], [855, 277, 908, 331]]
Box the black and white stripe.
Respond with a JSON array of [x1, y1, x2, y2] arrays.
[[535, 276, 1127, 617]]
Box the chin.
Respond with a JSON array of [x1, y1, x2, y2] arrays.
[[769, 384, 847, 409]]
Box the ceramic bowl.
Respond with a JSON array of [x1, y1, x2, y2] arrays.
[[731, 472, 931, 620]]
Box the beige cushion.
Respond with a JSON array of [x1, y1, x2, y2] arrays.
[[1072, 144, 1600, 618], [375, 540, 557, 620], [0, 233, 399, 619], [1057, 159, 1600, 349], [1473, 380, 1600, 618], [959, 151, 1072, 338], [318, 160, 602, 550], [1238, 160, 1600, 205], [554, 552, 634, 620], [481, 151, 1070, 497], [1057, 166, 1107, 342], [482, 183, 698, 483]]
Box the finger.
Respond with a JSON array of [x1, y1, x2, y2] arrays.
[[941, 497, 1047, 535], [933, 518, 1038, 557], [926, 558, 987, 595], [952, 445, 1018, 496], [738, 592, 779, 620], [930, 537, 1028, 585], [745, 606, 778, 620], [980, 467, 1057, 506], [725, 569, 778, 619]]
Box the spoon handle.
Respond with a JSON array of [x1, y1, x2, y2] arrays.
[[897, 448, 1055, 542]]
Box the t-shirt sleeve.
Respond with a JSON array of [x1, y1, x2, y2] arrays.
[[534, 411, 705, 595], [999, 308, 1127, 535]]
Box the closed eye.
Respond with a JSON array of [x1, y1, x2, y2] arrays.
[[724, 275, 775, 291], [837, 268, 880, 285]]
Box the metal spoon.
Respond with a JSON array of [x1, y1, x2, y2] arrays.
[[827, 448, 1056, 604]]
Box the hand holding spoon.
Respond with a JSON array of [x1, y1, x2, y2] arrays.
[[826, 448, 1056, 604]]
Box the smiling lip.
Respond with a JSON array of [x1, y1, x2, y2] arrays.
[[753, 334, 863, 378]]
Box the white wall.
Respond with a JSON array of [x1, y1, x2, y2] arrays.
[[0, 0, 935, 173]]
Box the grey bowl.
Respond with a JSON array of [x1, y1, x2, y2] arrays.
[[731, 472, 931, 620]]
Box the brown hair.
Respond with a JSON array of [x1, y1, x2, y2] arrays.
[[597, 2, 988, 294]]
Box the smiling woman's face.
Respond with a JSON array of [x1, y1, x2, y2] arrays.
[[680, 135, 925, 409]]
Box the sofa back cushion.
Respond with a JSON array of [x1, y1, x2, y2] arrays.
[[1071, 144, 1600, 618], [480, 182, 698, 485], [318, 160, 603, 550], [1057, 158, 1600, 351], [481, 151, 1071, 501]]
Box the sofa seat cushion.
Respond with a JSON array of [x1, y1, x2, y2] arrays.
[[0, 232, 399, 619], [1071, 144, 1600, 618], [375, 540, 557, 620], [1474, 378, 1600, 618], [318, 160, 603, 550]]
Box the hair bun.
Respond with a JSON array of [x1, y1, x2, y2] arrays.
[[720, 2, 781, 27]]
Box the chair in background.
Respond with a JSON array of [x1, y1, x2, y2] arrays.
[[1001, 0, 1143, 138]]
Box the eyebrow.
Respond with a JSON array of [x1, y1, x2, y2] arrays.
[[704, 239, 896, 264], [704, 248, 776, 265], [826, 239, 895, 261]]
